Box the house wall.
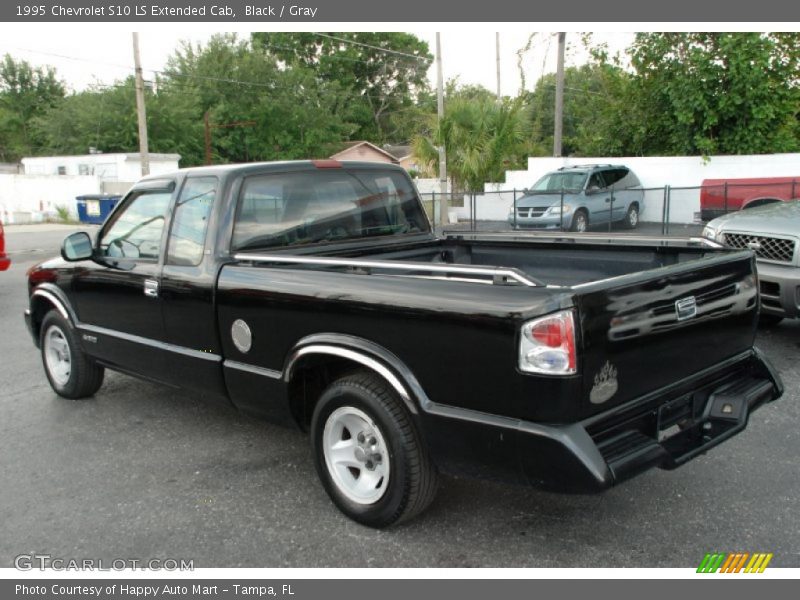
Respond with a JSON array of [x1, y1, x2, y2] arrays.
[[0, 175, 100, 223], [467, 153, 800, 224]]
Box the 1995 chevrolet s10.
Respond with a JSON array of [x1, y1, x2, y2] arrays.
[[25, 161, 783, 526]]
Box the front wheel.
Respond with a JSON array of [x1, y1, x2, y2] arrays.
[[311, 371, 438, 527], [40, 310, 104, 399], [570, 209, 589, 233]]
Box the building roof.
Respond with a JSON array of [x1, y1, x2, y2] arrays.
[[330, 141, 399, 163], [21, 153, 181, 162], [383, 145, 413, 160]]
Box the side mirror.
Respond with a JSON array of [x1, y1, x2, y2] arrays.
[[586, 185, 600, 194], [61, 232, 94, 262]]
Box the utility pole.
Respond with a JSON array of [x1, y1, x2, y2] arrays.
[[132, 32, 150, 176], [436, 32, 448, 228], [553, 32, 566, 158], [496, 32, 501, 103], [203, 112, 257, 166]]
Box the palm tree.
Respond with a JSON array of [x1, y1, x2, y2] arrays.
[[413, 95, 529, 192]]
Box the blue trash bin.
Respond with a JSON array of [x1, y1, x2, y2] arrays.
[[76, 195, 122, 225]]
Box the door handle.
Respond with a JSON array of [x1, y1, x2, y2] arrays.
[[604, 197, 612, 203], [144, 279, 159, 298]]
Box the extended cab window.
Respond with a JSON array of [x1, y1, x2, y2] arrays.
[[232, 168, 429, 250], [167, 177, 217, 266], [99, 191, 171, 260]]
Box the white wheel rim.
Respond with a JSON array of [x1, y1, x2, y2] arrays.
[[322, 406, 390, 505], [44, 326, 72, 386], [629, 208, 639, 226], [576, 214, 587, 232]]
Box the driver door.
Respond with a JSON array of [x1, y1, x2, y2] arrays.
[[73, 184, 174, 381]]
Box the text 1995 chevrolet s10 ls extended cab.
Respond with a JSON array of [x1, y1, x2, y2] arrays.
[[25, 161, 783, 526]]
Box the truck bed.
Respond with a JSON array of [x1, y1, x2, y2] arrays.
[[349, 234, 718, 287]]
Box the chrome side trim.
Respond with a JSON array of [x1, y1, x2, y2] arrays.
[[78, 324, 222, 362], [31, 289, 71, 321], [224, 359, 281, 380], [284, 344, 414, 408], [233, 253, 538, 287]]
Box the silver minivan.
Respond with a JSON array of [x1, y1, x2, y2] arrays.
[[508, 165, 644, 232]]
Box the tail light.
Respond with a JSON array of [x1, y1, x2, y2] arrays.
[[519, 310, 577, 375]]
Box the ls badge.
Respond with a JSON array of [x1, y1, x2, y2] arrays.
[[590, 360, 618, 404]]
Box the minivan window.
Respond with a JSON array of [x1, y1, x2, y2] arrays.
[[530, 171, 588, 192], [232, 169, 429, 250]]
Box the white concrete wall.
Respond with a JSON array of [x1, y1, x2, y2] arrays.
[[22, 154, 180, 182], [0, 175, 100, 223], [471, 153, 800, 224]]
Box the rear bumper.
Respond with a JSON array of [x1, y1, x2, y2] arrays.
[[422, 349, 782, 492], [756, 261, 800, 319]]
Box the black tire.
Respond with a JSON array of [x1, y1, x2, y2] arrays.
[[40, 310, 104, 399], [569, 209, 589, 232], [758, 313, 784, 327], [623, 203, 640, 229], [311, 371, 438, 527]]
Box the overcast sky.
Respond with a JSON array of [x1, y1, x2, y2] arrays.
[[0, 26, 634, 96]]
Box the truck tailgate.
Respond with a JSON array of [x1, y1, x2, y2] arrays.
[[574, 251, 759, 419]]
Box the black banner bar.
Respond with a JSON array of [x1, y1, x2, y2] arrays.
[[3, 579, 798, 600], [1, 0, 799, 22]]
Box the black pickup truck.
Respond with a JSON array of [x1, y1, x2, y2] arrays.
[[25, 161, 782, 527]]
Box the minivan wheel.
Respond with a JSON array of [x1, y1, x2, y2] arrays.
[[311, 371, 438, 527], [570, 210, 589, 233], [624, 204, 640, 229], [40, 310, 104, 399]]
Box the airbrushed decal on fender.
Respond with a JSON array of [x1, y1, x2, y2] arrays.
[[590, 361, 618, 404]]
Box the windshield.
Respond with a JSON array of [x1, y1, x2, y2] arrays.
[[530, 171, 588, 193], [232, 168, 429, 250]]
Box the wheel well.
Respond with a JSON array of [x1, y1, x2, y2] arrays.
[[29, 296, 63, 345], [287, 356, 374, 430], [743, 198, 781, 209], [628, 201, 640, 210]]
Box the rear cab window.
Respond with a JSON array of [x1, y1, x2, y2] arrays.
[[232, 168, 429, 250]]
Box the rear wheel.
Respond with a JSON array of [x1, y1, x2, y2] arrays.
[[311, 371, 438, 527], [623, 203, 640, 229], [40, 310, 104, 399], [570, 209, 589, 233]]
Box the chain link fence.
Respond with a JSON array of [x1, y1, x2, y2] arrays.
[[419, 180, 799, 237]]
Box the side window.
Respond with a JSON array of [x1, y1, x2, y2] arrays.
[[99, 191, 172, 260], [603, 168, 629, 189], [587, 172, 606, 191], [167, 177, 218, 266]]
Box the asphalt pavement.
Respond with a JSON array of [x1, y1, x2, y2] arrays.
[[0, 225, 798, 568]]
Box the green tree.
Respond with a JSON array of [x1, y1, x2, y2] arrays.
[[32, 77, 204, 163], [625, 33, 800, 156], [253, 32, 433, 142], [413, 89, 529, 191], [0, 55, 65, 161], [163, 34, 355, 164]]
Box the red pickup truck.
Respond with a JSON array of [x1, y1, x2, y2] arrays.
[[0, 221, 10, 271], [701, 177, 800, 221]]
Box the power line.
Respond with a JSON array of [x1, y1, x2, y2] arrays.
[[312, 33, 431, 62]]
